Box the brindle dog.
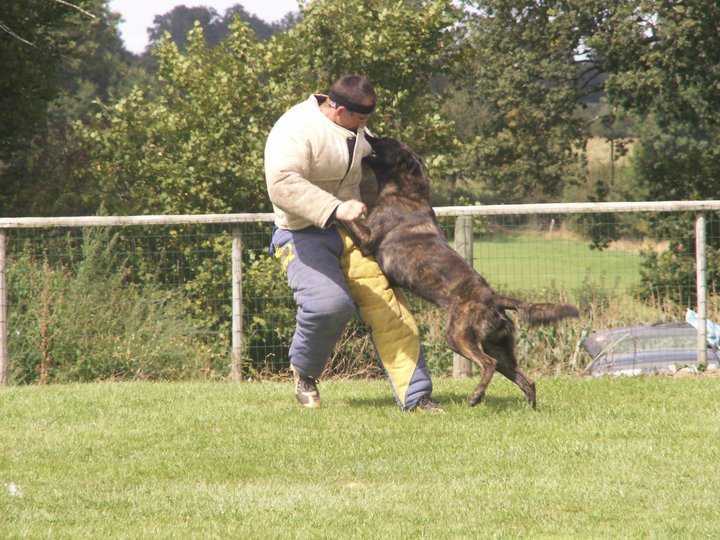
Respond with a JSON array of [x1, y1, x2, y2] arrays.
[[340, 136, 579, 408]]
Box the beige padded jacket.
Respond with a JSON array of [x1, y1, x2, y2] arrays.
[[264, 94, 373, 230]]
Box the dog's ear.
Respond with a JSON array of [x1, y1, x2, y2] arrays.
[[365, 133, 379, 146]]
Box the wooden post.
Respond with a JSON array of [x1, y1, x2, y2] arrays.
[[695, 214, 707, 368], [230, 228, 243, 381], [0, 231, 8, 385], [452, 216, 473, 378]]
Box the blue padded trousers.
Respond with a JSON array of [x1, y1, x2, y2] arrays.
[[271, 226, 432, 409]]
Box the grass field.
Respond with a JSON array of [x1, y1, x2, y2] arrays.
[[474, 232, 643, 294], [2, 376, 719, 538]]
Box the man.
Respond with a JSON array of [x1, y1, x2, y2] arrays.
[[264, 74, 441, 412]]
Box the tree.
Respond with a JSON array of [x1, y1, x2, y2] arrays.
[[76, 21, 272, 217], [147, 6, 225, 51], [145, 4, 294, 53], [73, 1, 465, 363], [78, 0, 465, 216], [455, 0, 615, 203], [73, 20, 279, 345], [0, 0, 94, 167], [137, 4, 298, 76], [588, 1, 720, 302], [1, 0, 133, 217]]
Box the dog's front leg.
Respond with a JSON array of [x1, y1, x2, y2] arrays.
[[338, 219, 377, 257]]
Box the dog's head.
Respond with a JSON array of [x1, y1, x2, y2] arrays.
[[363, 136, 430, 200]]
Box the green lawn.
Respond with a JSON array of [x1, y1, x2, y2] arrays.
[[2, 376, 719, 538], [473, 233, 643, 293]]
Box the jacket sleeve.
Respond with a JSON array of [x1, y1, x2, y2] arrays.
[[264, 126, 341, 228]]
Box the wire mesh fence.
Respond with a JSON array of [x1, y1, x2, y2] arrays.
[[0, 202, 718, 384]]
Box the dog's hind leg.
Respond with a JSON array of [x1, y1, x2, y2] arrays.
[[484, 338, 537, 409], [496, 362, 536, 409], [446, 321, 497, 407], [466, 351, 497, 407]]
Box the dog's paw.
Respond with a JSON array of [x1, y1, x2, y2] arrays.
[[468, 393, 484, 407], [526, 387, 537, 410]]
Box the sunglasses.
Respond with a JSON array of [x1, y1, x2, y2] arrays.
[[328, 90, 376, 115]]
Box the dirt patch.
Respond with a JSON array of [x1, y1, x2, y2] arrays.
[[607, 237, 669, 254], [586, 136, 636, 167]]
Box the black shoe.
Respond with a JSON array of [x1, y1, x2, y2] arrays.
[[412, 395, 444, 414], [292, 367, 320, 409]]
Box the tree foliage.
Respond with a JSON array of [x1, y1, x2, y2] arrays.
[[69, 0, 464, 361], [265, 0, 463, 167], [77, 0, 464, 215], [587, 0, 720, 301], [146, 4, 294, 52], [456, 0, 613, 203], [0, 0, 132, 216], [0, 0, 83, 159], [77, 22, 271, 216], [595, 0, 720, 206]]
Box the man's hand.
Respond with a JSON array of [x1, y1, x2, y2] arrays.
[[335, 199, 367, 221]]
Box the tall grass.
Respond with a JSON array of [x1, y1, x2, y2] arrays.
[[7, 229, 226, 384], [5, 226, 705, 383]]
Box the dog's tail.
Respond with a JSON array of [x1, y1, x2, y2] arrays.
[[494, 295, 579, 326]]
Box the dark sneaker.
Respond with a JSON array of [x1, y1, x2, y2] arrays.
[[292, 367, 320, 409], [412, 395, 444, 414]]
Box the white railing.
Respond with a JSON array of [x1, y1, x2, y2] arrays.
[[1, 199, 718, 384]]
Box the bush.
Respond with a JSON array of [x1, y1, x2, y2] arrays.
[[242, 251, 295, 373], [637, 245, 720, 306], [7, 229, 224, 384]]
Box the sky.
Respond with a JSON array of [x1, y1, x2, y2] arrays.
[[108, 1, 302, 54]]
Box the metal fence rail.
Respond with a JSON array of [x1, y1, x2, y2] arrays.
[[1, 200, 718, 384]]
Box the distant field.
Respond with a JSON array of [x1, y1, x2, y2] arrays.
[[2, 377, 719, 537], [473, 231, 643, 294], [586, 136, 635, 168]]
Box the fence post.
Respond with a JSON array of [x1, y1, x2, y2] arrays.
[[0, 231, 8, 385], [230, 227, 243, 381], [695, 214, 707, 368], [453, 216, 473, 378]]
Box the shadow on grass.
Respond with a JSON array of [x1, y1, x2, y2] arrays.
[[433, 390, 532, 412], [346, 391, 531, 413], [484, 394, 533, 412], [346, 396, 399, 409]]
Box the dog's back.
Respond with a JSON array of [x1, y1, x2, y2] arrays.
[[359, 137, 577, 321]]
